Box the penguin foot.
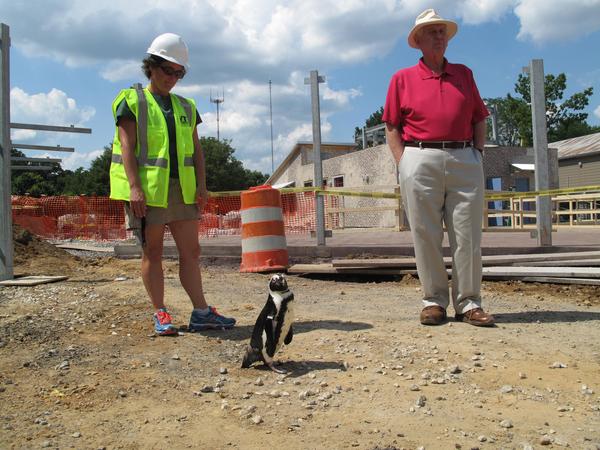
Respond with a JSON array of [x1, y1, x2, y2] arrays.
[[266, 361, 287, 374]]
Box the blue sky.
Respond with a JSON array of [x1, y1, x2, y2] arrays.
[[3, 0, 600, 175]]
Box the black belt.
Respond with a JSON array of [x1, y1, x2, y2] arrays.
[[405, 141, 472, 149]]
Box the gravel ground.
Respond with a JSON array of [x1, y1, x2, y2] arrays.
[[1, 231, 600, 449]]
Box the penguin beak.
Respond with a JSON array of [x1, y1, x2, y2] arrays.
[[241, 346, 261, 368]]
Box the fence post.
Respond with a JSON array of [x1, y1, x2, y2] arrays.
[[528, 59, 552, 246], [0, 23, 13, 281]]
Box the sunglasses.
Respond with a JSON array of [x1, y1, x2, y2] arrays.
[[158, 65, 186, 79]]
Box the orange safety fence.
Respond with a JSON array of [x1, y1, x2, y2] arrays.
[[11, 192, 338, 241]]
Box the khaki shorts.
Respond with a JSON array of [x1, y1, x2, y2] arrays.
[[125, 178, 199, 244]]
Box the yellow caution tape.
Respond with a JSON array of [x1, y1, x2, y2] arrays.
[[208, 185, 600, 201]]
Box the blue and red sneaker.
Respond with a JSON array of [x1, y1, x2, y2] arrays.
[[153, 309, 178, 336], [188, 306, 236, 331]]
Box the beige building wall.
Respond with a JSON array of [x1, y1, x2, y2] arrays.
[[559, 156, 600, 188]]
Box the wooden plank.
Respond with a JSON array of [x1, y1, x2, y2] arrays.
[[519, 277, 600, 286], [480, 266, 600, 278], [482, 276, 600, 286], [332, 257, 419, 268], [0, 275, 68, 286], [287, 263, 416, 276], [515, 259, 600, 267], [332, 250, 600, 269], [55, 243, 114, 253]]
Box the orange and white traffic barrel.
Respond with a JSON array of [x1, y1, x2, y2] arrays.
[[240, 185, 289, 273]]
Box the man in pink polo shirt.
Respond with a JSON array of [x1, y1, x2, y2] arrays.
[[383, 8, 494, 327]]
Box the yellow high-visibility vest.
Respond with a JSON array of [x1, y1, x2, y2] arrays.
[[109, 84, 197, 207]]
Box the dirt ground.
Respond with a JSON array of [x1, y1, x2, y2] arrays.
[[1, 227, 600, 450]]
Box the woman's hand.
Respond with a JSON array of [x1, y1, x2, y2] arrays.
[[196, 186, 208, 212], [129, 184, 147, 217]]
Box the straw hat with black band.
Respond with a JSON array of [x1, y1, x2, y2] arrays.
[[407, 9, 458, 49]]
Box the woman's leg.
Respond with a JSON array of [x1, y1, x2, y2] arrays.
[[168, 219, 207, 309], [169, 219, 236, 330], [141, 223, 167, 309]]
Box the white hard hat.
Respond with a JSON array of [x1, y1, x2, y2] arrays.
[[147, 33, 189, 68]]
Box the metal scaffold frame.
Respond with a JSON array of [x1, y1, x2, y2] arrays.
[[0, 23, 92, 281]]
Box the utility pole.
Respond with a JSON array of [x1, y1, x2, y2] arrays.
[[304, 70, 326, 247], [269, 80, 274, 174], [0, 23, 12, 281], [210, 89, 224, 141], [525, 59, 552, 246]]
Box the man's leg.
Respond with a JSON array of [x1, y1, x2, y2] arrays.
[[399, 147, 449, 317], [445, 148, 493, 326]]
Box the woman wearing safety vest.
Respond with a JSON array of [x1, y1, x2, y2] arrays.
[[109, 33, 236, 335]]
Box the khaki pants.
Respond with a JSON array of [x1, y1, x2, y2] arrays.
[[399, 146, 484, 314]]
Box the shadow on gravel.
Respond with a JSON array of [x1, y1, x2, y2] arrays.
[[247, 359, 346, 377], [494, 310, 600, 323], [294, 320, 373, 333], [188, 320, 373, 341]]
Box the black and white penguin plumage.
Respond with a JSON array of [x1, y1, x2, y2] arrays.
[[241, 273, 295, 373]]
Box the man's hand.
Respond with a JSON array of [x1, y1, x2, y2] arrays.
[[385, 123, 405, 164], [129, 185, 146, 218]]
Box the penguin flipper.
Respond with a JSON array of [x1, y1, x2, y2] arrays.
[[284, 325, 293, 345], [264, 316, 276, 357]]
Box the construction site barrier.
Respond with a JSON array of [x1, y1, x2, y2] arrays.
[[10, 185, 600, 241], [239, 185, 288, 273]]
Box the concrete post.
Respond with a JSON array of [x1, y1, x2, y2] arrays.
[[528, 59, 552, 246], [0, 23, 13, 281], [304, 70, 326, 247]]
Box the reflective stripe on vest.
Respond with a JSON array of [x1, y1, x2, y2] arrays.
[[133, 83, 150, 167], [111, 153, 192, 168]]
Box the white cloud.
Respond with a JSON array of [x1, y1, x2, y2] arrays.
[[457, 0, 516, 24], [194, 73, 347, 173], [594, 104, 600, 121], [515, 0, 600, 43], [10, 87, 95, 141], [61, 149, 105, 171]]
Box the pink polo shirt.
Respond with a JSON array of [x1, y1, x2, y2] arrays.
[[382, 58, 489, 142]]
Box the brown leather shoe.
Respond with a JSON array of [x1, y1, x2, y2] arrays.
[[455, 308, 495, 327], [420, 306, 447, 325]]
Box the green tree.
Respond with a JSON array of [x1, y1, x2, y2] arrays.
[[485, 72, 598, 146], [11, 147, 65, 196], [354, 106, 384, 148], [85, 145, 112, 196], [200, 137, 268, 191]]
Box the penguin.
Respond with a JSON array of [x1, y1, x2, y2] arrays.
[[241, 273, 295, 374]]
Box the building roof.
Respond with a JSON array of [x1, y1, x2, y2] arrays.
[[266, 141, 357, 184], [549, 132, 600, 160]]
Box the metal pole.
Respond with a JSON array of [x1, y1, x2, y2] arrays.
[[362, 126, 366, 149], [304, 70, 326, 246], [269, 80, 274, 174], [528, 59, 552, 246], [0, 23, 13, 281], [490, 104, 499, 144]]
